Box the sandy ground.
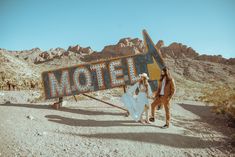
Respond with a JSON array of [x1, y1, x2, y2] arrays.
[[0, 90, 234, 157]]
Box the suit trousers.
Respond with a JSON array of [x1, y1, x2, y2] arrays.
[[151, 96, 170, 125]]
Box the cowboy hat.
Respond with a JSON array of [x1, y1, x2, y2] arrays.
[[139, 73, 149, 80]]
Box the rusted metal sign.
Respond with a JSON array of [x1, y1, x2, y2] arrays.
[[42, 30, 166, 99]]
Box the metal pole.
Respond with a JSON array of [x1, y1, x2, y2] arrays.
[[73, 95, 77, 102], [82, 93, 127, 112]]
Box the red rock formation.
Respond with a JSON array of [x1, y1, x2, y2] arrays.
[[67, 45, 80, 53], [160, 42, 199, 59], [82, 38, 145, 61]]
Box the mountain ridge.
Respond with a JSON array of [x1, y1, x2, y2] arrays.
[[0, 38, 234, 101], [1, 38, 234, 65]]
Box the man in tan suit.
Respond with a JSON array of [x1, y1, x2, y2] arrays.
[[149, 67, 175, 128]]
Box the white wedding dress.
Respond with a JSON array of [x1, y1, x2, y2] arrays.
[[121, 82, 152, 121]]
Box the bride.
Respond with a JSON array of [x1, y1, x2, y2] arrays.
[[121, 73, 153, 124]]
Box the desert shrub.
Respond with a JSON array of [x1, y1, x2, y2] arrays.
[[200, 84, 235, 120]]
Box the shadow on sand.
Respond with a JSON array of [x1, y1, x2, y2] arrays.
[[45, 114, 161, 128], [61, 131, 221, 149], [0, 102, 124, 116], [178, 103, 234, 137], [44, 114, 223, 148], [0, 102, 228, 149]]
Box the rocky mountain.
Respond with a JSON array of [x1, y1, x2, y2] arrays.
[[80, 38, 145, 62], [0, 49, 40, 90], [5, 37, 234, 66], [77, 38, 235, 65], [0, 38, 234, 100], [157, 41, 235, 65]]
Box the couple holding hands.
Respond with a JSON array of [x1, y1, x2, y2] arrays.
[[121, 67, 175, 129]]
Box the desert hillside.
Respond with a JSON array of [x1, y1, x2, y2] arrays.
[[1, 38, 235, 100]]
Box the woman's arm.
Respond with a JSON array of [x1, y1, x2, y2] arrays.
[[127, 82, 139, 95]]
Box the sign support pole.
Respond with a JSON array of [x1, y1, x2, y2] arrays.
[[82, 93, 128, 112]]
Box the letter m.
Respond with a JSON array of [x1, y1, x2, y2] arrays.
[[48, 70, 71, 98]]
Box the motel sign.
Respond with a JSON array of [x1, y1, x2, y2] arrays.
[[42, 30, 166, 99]]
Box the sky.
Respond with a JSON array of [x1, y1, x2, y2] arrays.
[[0, 0, 235, 58]]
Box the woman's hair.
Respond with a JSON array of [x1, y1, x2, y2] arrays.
[[139, 77, 149, 93]]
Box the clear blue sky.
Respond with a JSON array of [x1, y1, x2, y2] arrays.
[[1, 0, 235, 58]]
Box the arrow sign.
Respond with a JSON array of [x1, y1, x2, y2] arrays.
[[41, 30, 166, 99]]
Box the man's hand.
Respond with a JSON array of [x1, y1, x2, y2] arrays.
[[153, 92, 159, 99], [155, 93, 160, 99], [167, 96, 172, 101], [152, 91, 157, 97], [148, 96, 155, 99]]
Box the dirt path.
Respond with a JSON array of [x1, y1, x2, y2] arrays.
[[0, 91, 234, 157]]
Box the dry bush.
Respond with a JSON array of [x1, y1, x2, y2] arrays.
[[200, 84, 235, 120]]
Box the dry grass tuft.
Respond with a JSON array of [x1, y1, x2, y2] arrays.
[[200, 84, 235, 121]]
